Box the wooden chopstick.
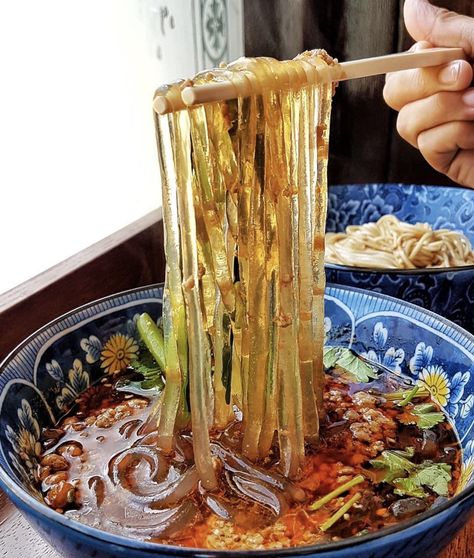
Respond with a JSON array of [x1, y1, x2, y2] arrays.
[[338, 47, 464, 81], [154, 47, 464, 115]]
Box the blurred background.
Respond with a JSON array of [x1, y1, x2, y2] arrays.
[[0, 0, 472, 294]]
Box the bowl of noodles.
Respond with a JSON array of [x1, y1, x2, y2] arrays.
[[0, 283, 474, 558], [2, 49, 473, 558], [325, 183, 474, 333]]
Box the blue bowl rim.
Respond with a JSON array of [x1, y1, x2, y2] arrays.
[[0, 282, 473, 556], [326, 183, 474, 275]]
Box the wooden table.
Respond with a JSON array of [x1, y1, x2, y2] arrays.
[[0, 212, 472, 557]]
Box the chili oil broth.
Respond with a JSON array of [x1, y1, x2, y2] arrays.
[[37, 371, 461, 550]]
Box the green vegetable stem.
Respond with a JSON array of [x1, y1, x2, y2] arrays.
[[137, 313, 166, 371], [309, 474, 365, 511]]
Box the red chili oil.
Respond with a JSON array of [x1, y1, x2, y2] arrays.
[[38, 370, 461, 550]]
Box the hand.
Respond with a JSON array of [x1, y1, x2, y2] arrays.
[[383, 0, 474, 187]]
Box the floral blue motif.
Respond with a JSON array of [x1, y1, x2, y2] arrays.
[[359, 194, 394, 224], [46, 358, 90, 413], [373, 322, 388, 350], [361, 321, 405, 374], [45, 360, 63, 382], [448, 371, 471, 417], [80, 335, 102, 364], [461, 394, 474, 420], [409, 342, 434, 375], [326, 193, 360, 232], [404, 341, 471, 418], [382, 347, 405, 373], [418, 365, 451, 409], [5, 399, 42, 497], [125, 313, 140, 339]]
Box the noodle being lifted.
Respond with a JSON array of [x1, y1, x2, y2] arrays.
[[326, 215, 474, 269], [154, 50, 336, 484]]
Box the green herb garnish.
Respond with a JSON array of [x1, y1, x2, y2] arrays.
[[309, 474, 365, 511], [323, 346, 342, 369], [323, 347, 379, 383], [115, 348, 164, 397], [117, 314, 166, 393], [137, 313, 166, 371], [393, 463, 451, 498], [368, 449, 452, 499], [320, 492, 362, 532], [132, 351, 165, 389], [368, 448, 416, 483], [384, 386, 431, 401], [398, 403, 445, 429], [398, 385, 420, 407]]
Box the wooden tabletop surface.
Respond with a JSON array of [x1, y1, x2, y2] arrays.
[[0, 489, 472, 557]]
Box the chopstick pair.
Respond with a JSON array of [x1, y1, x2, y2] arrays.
[[153, 47, 464, 115]]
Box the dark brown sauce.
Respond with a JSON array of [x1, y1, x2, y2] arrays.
[[38, 371, 461, 550]]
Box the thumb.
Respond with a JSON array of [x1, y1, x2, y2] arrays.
[[404, 0, 474, 57]]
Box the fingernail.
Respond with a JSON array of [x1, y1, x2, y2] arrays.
[[411, 41, 430, 53], [439, 62, 461, 84], [463, 89, 474, 106]]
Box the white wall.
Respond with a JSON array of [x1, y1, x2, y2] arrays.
[[0, 0, 244, 295], [0, 1, 161, 294]]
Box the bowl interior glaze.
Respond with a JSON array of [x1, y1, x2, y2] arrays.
[[0, 284, 473, 555]]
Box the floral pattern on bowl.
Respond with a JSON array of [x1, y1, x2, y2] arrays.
[[0, 287, 161, 498], [0, 284, 473, 558], [326, 184, 474, 333]]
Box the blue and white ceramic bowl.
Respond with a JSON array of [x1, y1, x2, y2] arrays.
[[0, 284, 473, 558], [326, 183, 474, 333]]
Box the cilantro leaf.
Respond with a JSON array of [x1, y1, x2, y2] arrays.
[[393, 463, 451, 498], [368, 448, 452, 499], [414, 463, 451, 496], [398, 403, 445, 430], [323, 346, 341, 369], [133, 360, 164, 386], [368, 448, 416, 483], [323, 346, 379, 383], [115, 346, 164, 396], [392, 477, 427, 498]]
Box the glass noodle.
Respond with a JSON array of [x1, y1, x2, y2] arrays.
[[153, 51, 336, 487]]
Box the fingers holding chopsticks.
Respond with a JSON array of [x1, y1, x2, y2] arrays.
[[417, 121, 474, 187], [384, 42, 474, 187], [395, 89, 474, 148], [384, 42, 472, 111], [383, 0, 474, 187]]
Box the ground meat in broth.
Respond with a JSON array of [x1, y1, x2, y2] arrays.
[[38, 371, 461, 550]]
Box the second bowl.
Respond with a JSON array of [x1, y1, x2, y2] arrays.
[[325, 183, 474, 332]]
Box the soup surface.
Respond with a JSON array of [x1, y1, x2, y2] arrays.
[[38, 361, 460, 550]]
